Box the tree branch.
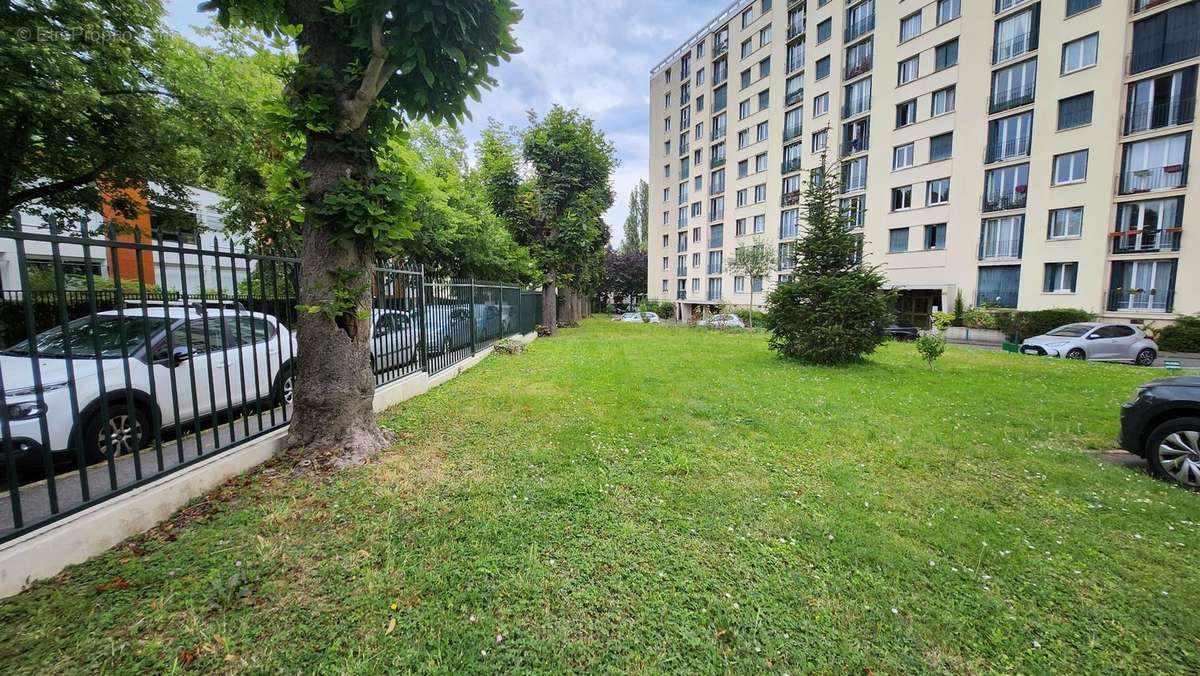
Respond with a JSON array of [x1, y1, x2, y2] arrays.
[[1, 164, 108, 213], [336, 15, 397, 135]]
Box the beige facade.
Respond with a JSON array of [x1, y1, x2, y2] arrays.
[[648, 0, 1198, 328]]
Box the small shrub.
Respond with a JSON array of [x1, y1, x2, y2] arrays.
[[1157, 315, 1200, 353], [915, 334, 946, 369], [731, 307, 768, 327], [952, 290, 966, 327], [493, 339, 524, 354], [931, 311, 954, 330]]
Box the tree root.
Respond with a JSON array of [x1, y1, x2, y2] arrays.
[[286, 423, 396, 473]]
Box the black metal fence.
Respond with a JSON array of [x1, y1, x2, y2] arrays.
[[0, 224, 541, 543]]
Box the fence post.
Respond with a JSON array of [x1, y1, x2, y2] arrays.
[[468, 278, 477, 355], [418, 265, 429, 372]]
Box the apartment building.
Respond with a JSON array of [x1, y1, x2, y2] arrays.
[[648, 0, 1198, 328]]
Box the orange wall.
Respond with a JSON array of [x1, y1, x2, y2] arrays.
[[100, 189, 156, 285]]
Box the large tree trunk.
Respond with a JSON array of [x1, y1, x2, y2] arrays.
[[542, 271, 557, 335]]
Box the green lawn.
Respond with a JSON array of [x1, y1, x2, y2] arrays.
[[3, 319, 1199, 673]]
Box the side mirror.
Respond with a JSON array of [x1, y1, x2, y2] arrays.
[[171, 345, 192, 365], [1085, 333, 1100, 340]]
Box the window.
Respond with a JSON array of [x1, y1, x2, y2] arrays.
[[758, 89, 770, 110], [842, 195, 866, 229], [979, 215, 1025, 260], [1048, 207, 1084, 239], [993, 6, 1039, 65], [741, 38, 754, 59], [1108, 259, 1177, 312], [736, 188, 748, 207], [935, 39, 959, 71], [844, 77, 871, 116], [755, 153, 768, 172], [812, 129, 828, 153], [931, 86, 956, 116], [1052, 150, 1088, 185], [696, 122, 704, 140], [734, 276, 746, 293], [738, 129, 750, 149], [759, 57, 771, 78], [842, 158, 868, 192], [697, 68, 705, 85], [813, 93, 829, 116], [754, 184, 767, 203], [893, 143, 915, 170], [665, 92, 671, 108], [900, 12, 922, 42], [1067, 0, 1099, 16], [1121, 132, 1189, 193], [664, 116, 671, 131], [1062, 34, 1098, 74], [753, 214, 766, 233], [762, 0, 772, 11], [983, 163, 1030, 211], [1043, 262, 1078, 293], [927, 178, 950, 205], [845, 38, 874, 79], [1058, 92, 1093, 129], [990, 58, 1037, 113], [815, 56, 830, 80], [780, 209, 799, 238], [924, 224, 947, 250], [662, 257, 669, 270], [756, 121, 769, 142], [1125, 67, 1198, 134], [929, 133, 953, 162], [1130, 1, 1200, 74], [738, 160, 749, 177], [889, 227, 910, 253], [742, 7, 755, 28], [739, 99, 752, 119], [896, 99, 917, 127], [695, 175, 702, 191], [898, 56, 919, 85], [736, 218, 747, 236], [986, 111, 1033, 162], [977, 265, 1021, 308], [937, 0, 960, 25], [817, 18, 832, 43], [759, 25, 773, 48], [741, 69, 752, 89], [714, 58, 728, 86], [1114, 198, 1183, 253], [891, 185, 913, 210], [711, 169, 726, 194]]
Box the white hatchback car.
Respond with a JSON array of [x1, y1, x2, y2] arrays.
[[1020, 322, 1158, 366], [1, 304, 297, 463], [699, 314, 746, 329]]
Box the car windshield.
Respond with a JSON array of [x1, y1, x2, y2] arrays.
[[1047, 324, 1094, 337], [5, 315, 171, 358]]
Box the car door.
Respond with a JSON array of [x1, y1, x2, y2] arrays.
[[1105, 325, 1138, 361], [151, 318, 229, 423], [1086, 325, 1122, 360], [224, 316, 279, 404]]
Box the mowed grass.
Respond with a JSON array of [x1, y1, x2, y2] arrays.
[[2, 319, 1199, 673]]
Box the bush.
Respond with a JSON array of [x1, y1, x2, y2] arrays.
[[931, 311, 954, 330], [731, 307, 767, 327], [997, 308, 1095, 341], [1157, 315, 1200, 353], [643, 300, 675, 320], [766, 277, 893, 364], [915, 334, 946, 369]]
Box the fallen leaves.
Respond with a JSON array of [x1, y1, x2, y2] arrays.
[[95, 576, 130, 592]]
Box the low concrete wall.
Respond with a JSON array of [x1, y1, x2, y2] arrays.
[[0, 332, 536, 599], [936, 326, 1008, 344]]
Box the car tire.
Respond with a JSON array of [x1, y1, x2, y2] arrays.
[[82, 402, 149, 463], [1065, 348, 1086, 360], [1145, 417, 1200, 489], [1135, 348, 1157, 367], [272, 364, 294, 406]]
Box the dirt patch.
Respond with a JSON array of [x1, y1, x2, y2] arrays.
[[1081, 448, 1148, 473]]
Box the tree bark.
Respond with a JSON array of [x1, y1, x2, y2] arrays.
[[541, 271, 557, 335]]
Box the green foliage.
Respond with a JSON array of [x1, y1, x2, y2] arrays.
[[601, 248, 647, 302], [1008, 308, 1096, 340], [731, 308, 768, 327], [297, 269, 370, 324], [641, 300, 675, 320], [728, 237, 776, 328], [25, 268, 162, 297], [765, 154, 893, 364], [1155, 315, 1200, 353], [952, 290, 966, 327], [931, 311, 954, 330], [621, 179, 649, 252], [915, 334, 946, 369]]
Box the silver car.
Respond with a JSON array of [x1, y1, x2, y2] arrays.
[[1020, 322, 1158, 366], [698, 313, 745, 329]]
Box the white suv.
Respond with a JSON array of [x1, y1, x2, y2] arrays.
[[1, 304, 297, 463]]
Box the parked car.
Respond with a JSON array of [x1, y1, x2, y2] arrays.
[[1119, 377, 1200, 488], [886, 323, 921, 341], [425, 304, 473, 354], [618, 311, 660, 324], [1020, 322, 1158, 365], [1, 304, 297, 464], [369, 309, 419, 373], [698, 314, 745, 329]]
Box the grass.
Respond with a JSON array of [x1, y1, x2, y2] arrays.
[[2, 319, 1199, 673]]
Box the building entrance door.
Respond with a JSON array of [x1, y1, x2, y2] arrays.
[[895, 290, 942, 330]]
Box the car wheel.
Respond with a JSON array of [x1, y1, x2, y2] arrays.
[[1146, 417, 1200, 489], [273, 365, 294, 406], [1135, 348, 1157, 367], [83, 403, 149, 463], [1065, 348, 1086, 360]]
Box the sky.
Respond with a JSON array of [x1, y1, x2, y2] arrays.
[[163, 0, 732, 247]]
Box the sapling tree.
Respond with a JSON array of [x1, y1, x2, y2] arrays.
[[727, 237, 776, 328]]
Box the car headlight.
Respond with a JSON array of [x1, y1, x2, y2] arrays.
[[1127, 386, 1151, 405], [4, 381, 70, 397], [6, 401, 47, 420]]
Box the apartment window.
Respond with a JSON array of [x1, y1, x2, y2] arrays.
[[842, 157, 868, 191], [812, 129, 828, 152], [1048, 206, 1084, 239], [782, 174, 802, 199], [815, 56, 830, 80], [665, 92, 671, 108], [898, 57, 919, 85], [993, 6, 1040, 65], [739, 99, 752, 119], [1121, 132, 1189, 193], [709, 197, 725, 221], [741, 38, 754, 59], [697, 41, 705, 58], [779, 242, 795, 270], [694, 148, 703, 167], [986, 111, 1033, 163], [983, 163, 1030, 211], [664, 116, 671, 132], [813, 93, 829, 116], [785, 74, 804, 107], [679, 181, 689, 205], [738, 129, 750, 149], [1058, 92, 1093, 129], [1043, 262, 1078, 293], [695, 175, 703, 191], [893, 143, 915, 170], [896, 99, 917, 127], [665, 68, 671, 84], [841, 195, 866, 229], [754, 183, 767, 203], [663, 164, 671, 179], [1130, 2, 1200, 75], [759, 57, 771, 78], [736, 188, 748, 207], [664, 140, 671, 156], [977, 265, 1021, 308], [927, 178, 950, 205], [697, 68, 705, 86], [742, 7, 755, 28], [935, 39, 959, 71], [1067, 0, 1099, 16], [734, 276, 746, 293], [780, 209, 799, 238], [979, 215, 1025, 260], [1108, 259, 1177, 312], [900, 12, 922, 42], [756, 121, 769, 143], [817, 19, 832, 43], [924, 223, 947, 250], [844, 77, 871, 116], [738, 159, 749, 177], [1062, 34, 1098, 75], [758, 89, 770, 110], [931, 86, 956, 116], [1052, 150, 1088, 185], [662, 256, 669, 270], [736, 218, 747, 236], [714, 57, 728, 85], [889, 227, 910, 253], [762, 0, 772, 11], [929, 133, 953, 162], [741, 68, 752, 89], [1114, 198, 1183, 253], [891, 185, 913, 210], [753, 214, 766, 234], [842, 118, 869, 155], [786, 42, 806, 74], [1125, 67, 1198, 134], [663, 234, 669, 247], [937, 0, 961, 25], [711, 141, 726, 167], [755, 153, 768, 172], [990, 58, 1037, 113], [696, 122, 704, 141], [692, 278, 700, 292], [782, 142, 803, 172], [697, 94, 705, 112], [711, 169, 726, 194]]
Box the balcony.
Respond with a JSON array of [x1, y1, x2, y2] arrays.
[[711, 156, 727, 168], [783, 123, 804, 141], [785, 88, 804, 107], [844, 57, 872, 80], [708, 263, 723, 274], [679, 141, 689, 157], [677, 239, 687, 252], [786, 55, 805, 75], [787, 20, 806, 42], [992, 30, 1036, 65], [844, 15, 875, 42], [714, 41, 728, 57], [677, 290, 687, 300], [779, 223, 798, 239], [711, 127, 726, 141], [981, 190, 1028, 212], [1128, 36, 1200, 75], [781, 190, 801, 206], [1111, 227, 1183, 254], [676, 265, 687, 276], [988, 84, 1035, 114], [985, 135, 1031, 163], [781, 157, 803, 174], [1120, 165, 1188, 194], [842, 98, 870, 118], [840, 136, 869, 157], [1132, 0, 1175, 12], [1125, 97, 1196, 135]]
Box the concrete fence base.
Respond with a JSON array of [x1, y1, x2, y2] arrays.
[[0, 332, 537, 599]]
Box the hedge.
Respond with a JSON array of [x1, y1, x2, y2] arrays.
[[1156, 315, 1200, 353]]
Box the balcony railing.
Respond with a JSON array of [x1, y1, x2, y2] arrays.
[[711, 127, 726, 141], [1132, 0, 1174, 12], [679, 141, 689, 157], [711, 156, 726, 168], [978, 241, 1023, 261], [985, 135, 1031, 163], [1110, 227, 1183, 254], [783, 123, 804, 140], [709, 236, 723, 249], [1128, 36, 1200, 74], [708, 263, 723, 274], [676, 266, 687, 276], [981, 191, 1028, 212], [786, 55, 805, 74], [677, 290, 687, 300], [779, 224, 798, 239], [840, 136, 869, 157], [1120, 165, 1188, 194], [988, 84, 1036, 114], [677, 239, 688, 252], [992, 30, 1036, 65], [710, 183, 725, 196], [709, 211, 724, 223], [707, 290, 722, 301], [714, 41, 729, 57], [781, 157, 803, 174], [781, 190, 801, 206], [1124, 97, 1196, 134], [844, 15, 875, 42], [1108, 287, 1174, 312], [844, 57, 872, 80], [787, 20, 806, 42], [785, 88, 804, 107], [842, 97, 870, 118]]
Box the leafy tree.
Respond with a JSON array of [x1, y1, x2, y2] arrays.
[[601, 247, 647, 308], [726, 237, 776, 328], [765, 155, 893, 364], [479, 107, 616, 334], [621, 179, 649, 252], [915, 334, 946, 369], [203, 0, 521, 465]]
